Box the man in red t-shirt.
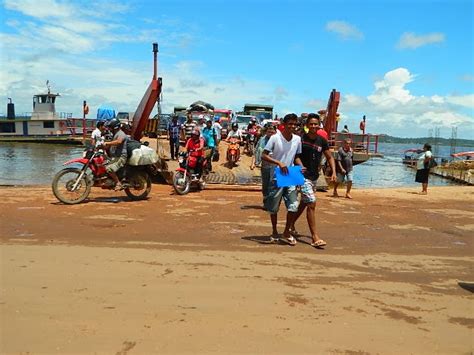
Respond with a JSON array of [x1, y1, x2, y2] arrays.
[[185, 128, 205, 174], [185, 128, 204, 156]]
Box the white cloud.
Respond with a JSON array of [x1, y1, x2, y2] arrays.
[[4, 0, 74, 19], [325, 21, 364, 40], [314, 67, 474, 138], [445, 94, 474, 108], [396, 32, 445, 50], [368, 68, 415, 106]]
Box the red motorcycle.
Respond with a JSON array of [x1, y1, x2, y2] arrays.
[[52, 148, 153, 204], [172, 150, 209, 195], [226, 137, 240, 168]]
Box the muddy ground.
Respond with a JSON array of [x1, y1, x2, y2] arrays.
[[1, 184, 473, 354]]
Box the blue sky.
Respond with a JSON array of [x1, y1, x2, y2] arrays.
[[1, 0, 473, 138]]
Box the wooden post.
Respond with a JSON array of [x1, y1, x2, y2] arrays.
[[82, 100, 87, 143]]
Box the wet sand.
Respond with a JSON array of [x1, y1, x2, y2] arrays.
[[1, 185, 473, 354]]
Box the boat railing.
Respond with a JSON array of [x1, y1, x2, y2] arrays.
[[329, 132, 380, 154], [65, 118, 95, 136], [58, 112, 73, 119]]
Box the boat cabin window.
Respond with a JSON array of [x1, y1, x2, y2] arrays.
[[0, 122, 16, 133], [34, 95, 56, 104], [43, 121, 54, 129]]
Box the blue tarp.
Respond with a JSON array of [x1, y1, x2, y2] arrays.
[[96, 106, 116, 120]]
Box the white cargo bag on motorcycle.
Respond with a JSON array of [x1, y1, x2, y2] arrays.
[[128, 141, 159, 166]]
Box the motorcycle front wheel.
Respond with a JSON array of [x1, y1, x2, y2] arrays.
[[125, 171, 152, 200], [52, 167, 91, 205], [172, 171, 190, 195]]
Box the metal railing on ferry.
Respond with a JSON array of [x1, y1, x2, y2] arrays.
[[329, 132, 380, 154], [64, 118, 96, 136]]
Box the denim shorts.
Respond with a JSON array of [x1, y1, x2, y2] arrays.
[[263, 179, 299, 214], [337, 170, 353, 183], [300, 178, 317, 204], [261, 167, 274, 199]]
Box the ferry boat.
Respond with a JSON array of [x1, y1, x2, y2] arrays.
[[0, 83, 95, 144], [322, 89, 383, 165]]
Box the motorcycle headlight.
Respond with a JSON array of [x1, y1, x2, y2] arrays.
[[178, 156, 184, 164]]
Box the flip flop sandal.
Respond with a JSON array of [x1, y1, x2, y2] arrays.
[[289, 229, 300, 237], [269, 235, 279, 243], [311, 240, 327, 248], [282, 236, 297, 246]]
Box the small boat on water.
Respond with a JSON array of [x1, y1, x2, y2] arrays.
[[451, 151, 474, 160], [0, 82, 95, 144], [402, 148, 422, 167]]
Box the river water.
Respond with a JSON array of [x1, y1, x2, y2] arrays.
[[0, 142, 470, 187]]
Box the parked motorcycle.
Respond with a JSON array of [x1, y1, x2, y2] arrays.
[[172, 150, 209, 195], [52, 148, 153, 204], [226, 137, 240, 168]]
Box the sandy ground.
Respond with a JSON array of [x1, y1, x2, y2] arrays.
[[1, 184, 473, 354]]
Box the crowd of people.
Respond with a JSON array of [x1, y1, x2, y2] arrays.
[[160, 110, 361, 248], [91, 111, 394, 250], [91, 110, 437, 248]]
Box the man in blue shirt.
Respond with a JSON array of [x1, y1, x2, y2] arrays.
[[167, 115, 182, 160], [202, 118, 218, 171]]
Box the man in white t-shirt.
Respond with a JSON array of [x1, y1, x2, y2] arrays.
[[262, 113, 304, 246], [91, 121, 106, 147], [213, 117, 223, 144], [226, 122, 243, 141]]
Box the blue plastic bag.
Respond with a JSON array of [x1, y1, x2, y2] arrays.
[[274, 165, 305, 187]]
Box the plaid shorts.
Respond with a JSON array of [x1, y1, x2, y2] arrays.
[[300, 178, 317, 204]]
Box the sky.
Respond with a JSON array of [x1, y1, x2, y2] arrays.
[[0, 0, 473, 139]]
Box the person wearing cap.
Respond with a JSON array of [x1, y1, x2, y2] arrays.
[[202, 118, 218, 171]]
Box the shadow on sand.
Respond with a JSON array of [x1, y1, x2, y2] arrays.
[[51, 196, 150, 205], [242, 234, 325, 249]]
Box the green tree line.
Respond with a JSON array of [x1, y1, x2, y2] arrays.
[[377, 135, 474, 147]]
